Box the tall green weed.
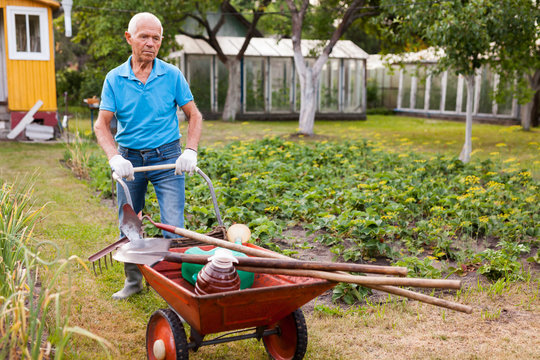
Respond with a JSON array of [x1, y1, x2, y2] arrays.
[[0, 179, 111, 359]]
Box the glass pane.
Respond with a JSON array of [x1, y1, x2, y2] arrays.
[[414, 66, 427, 109], [15, 14, 27, 52], [478, 67, 493, 114], [429, 71, 443, 111], [188, 56, 211, 111], [270, 58, 291, 111], [381, 67, 398, 109], [401, 67, 413, 109], [28, 15, 41, 52], [217, 60, 228, 112], [496, 83, 513, 115], [445, 72, 459, 112], [320, 59, 339, 112], [344, 60, 361, 112], [245, 58, 265, 112]]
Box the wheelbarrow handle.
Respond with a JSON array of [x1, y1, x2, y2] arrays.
[[113, 165, 224, 227]]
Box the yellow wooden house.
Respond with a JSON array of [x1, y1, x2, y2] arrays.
[[0, 0, 59, 139]]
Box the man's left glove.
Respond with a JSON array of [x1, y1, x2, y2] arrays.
[[175, 148, 197, 175]]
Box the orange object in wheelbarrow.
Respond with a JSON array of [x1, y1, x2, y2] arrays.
[[140, 244, 335, 360]]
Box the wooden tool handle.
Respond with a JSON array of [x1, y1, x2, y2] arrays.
[[366, 284, 473, 314], [133, 164, 176, 172], [159, 252, 407, 276], [236, 266, 461, 289]]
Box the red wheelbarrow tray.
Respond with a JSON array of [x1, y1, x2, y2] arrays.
[[138, 244, 336, 335]]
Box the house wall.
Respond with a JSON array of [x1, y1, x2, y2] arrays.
[[1, 0, 57, 112]]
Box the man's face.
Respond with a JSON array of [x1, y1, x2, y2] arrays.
[[125, 18, 162, 63]]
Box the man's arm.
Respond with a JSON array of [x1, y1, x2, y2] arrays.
[[181, 100, 203, 151], [175, 101, 203, 175], [94, 110, 135, 180], [94, 110, 119, 160]]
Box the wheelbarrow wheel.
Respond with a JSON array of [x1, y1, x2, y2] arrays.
[[146, 308, 188, 360], [263, 309, 308, 360]]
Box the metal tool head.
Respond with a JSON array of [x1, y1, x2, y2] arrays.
[[113, 238, 172, 265], [120, 204, 144, 248]]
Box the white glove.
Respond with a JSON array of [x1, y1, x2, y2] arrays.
[[109, 154, 134, 181], [175, 148, 197, 176]]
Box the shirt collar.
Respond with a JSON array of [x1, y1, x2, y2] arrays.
[[118, 56, 166, 81]]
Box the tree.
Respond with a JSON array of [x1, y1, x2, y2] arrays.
[[379, 0, 494, 163], [173, 0, 271, 121], [284, 0, 379, 136], [487, 0, 540, 130]]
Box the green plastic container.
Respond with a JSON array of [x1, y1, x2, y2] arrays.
[[181, 247, 255, 290]]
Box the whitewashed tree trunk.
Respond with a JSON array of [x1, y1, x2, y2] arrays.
[[459, 75, 475, 163], [222, 58, 241, 121], [520, 101, 533, 131], [296, 65, 321, 135]]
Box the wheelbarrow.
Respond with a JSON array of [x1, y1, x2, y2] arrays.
[[142, 244, 335, 360], [109, 165, 335, 359]]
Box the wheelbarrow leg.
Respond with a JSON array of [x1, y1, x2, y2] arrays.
[[189, 328, 204, 352]]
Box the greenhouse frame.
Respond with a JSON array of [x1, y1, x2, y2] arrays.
[[171, 35, 369, 120], [367, 51, 520, 124]]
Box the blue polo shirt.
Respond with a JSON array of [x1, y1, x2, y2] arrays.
[[99, 56, 193, 149]]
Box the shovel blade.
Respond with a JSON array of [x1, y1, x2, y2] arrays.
[[120, 204, 144, 247], [113, 238, 172, 265]]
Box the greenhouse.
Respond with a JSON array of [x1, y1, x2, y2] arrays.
[[367, 50, 520, 124], [170, 36, 369, 120]]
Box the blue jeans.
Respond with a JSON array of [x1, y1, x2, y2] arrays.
[[116, 140, 185, 238]]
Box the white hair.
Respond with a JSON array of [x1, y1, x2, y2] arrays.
[[127, 12, 163, 36]]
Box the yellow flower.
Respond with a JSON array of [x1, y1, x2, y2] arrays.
[[495, 143, 507, 147], [230, 177, 238, 182], [479, 216, 489, 223], [241, 121, 250, 125], [503, 158, 517, 163], [398, 153, 409, 158]]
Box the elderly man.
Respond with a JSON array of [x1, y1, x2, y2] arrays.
[[94, 12, 203, 300]]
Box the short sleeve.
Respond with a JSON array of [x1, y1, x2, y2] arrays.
[[175, 71, 194, 107], [99, 76, 116, 112]]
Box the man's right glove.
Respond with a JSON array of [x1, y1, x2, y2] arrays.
[[109, 154, 134, 181]]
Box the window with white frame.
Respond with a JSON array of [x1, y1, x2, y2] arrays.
[[6, 6, 49, 61]]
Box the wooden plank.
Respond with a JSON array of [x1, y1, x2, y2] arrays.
[[7, 99, 43, 139]]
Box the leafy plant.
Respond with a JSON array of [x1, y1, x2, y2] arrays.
[[473, 240, 530, 281], [332, 282, 372, 305], [392, 256, 442, 279]]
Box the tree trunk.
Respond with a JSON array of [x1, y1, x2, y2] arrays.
[[521, 70, 540, 130], [297, 67, 320, 136], [222, 58, 241, 122], [459, 75, 475, 163], [520, 101, 533, 131]]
